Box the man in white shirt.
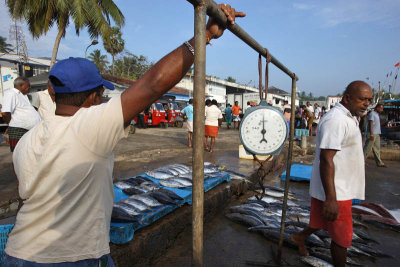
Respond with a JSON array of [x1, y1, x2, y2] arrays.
[[204, 99, 223, 152], [291, 81, 373, 267], [4, 5, 244, 266], [1, 77, 41, 152], [363, 104, 385, 167], [31, 82, 56, 120]]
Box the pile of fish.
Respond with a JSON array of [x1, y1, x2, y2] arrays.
[[352, 202, 400, 232], [226, 186, 392, 267], [112, 175, 183, 223], [144, 162, 222, 188], [112, 162, 225, 223]]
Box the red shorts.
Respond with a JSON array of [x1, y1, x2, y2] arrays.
[[205, 125, 219, 137], [309, 197, 353, 248]]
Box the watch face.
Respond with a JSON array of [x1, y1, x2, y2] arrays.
[[240, 107, 288, 155]]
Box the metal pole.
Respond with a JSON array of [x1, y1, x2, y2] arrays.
[[192, 1, 207, 266], [187, 0, 298, 81], [277, 75, 296, 263]]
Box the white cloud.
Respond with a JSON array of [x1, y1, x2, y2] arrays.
[[292, 3, 314, 10], [294, 0, 400, 28]]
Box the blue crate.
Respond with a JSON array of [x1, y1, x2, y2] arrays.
[[352, 199, 362, 205], [295, 129, 309, 137], [281, 164, 312, 182], [1, 224, 14, 266], [109, 172, 230, 244]]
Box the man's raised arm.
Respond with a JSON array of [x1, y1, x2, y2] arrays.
[[121, 4, 245, 126]]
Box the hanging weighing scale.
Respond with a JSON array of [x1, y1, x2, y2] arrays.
[[239, 100, 288, 155], [239, 52, 289, 156]]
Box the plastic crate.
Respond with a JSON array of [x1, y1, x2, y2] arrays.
[[352, 199, 362, 205], [295, 129, 309, 137], [1, 224, 14, 266]]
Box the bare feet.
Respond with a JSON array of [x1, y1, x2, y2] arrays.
[[290, 233, 309, 256]]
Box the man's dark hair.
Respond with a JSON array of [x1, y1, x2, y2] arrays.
[[211, 99, 218, 106], [375, 103, 383, 109], [189, 98, 193, 104], [205, 99, 211, 106], [50, 75, 104, 107], [284, 100, 288, 104]]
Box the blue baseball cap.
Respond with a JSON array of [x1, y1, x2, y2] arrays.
[[49, 57, 114, 93]]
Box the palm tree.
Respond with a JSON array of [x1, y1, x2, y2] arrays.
[[87, 49, 109, 73], [6, 0, 124, 68], [103, 26, 124, 75], [0, 36, 13, 53]]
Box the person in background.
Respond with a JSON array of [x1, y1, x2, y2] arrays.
[[313, 103, 322, 135], [204, 99, 223, 152], [225, 103, 232, 129], [306, 101, 314, 114], [363, 103, 386, 167], [4, 5, 244, 266], [181, 98, 194, 148], [232, 100, 241, 130], [302, 105, 314, 136], [1, 77, 41, 152], [321, 106, 327, 117], [31, 81, 56, 120], [291, 81, 373, 267], [282, 100, 291, 126]]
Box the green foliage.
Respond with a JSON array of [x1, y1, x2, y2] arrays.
[[225, 76, 236, 83], [6, 0, 125, 66], [0, 36, 13, 53], [298, 90, 326, 102], [112, 51, 153, 80], [87, 49, 109, 73], [103, 26, 124, 74]]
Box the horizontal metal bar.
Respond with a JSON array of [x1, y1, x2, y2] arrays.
[[187, 0, 299, 81]]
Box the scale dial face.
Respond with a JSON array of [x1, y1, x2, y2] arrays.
[[240, 106, 288, 155]]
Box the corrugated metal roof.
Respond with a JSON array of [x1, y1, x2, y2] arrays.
[[0, 53, 51, 67]]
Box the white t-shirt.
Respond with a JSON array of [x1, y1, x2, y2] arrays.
[[205, 105, 223, 126], [306, 105, 314, 113], [367, 110, 381, 135], [310, 103, 365, 201], [1, 88, 41, 129], [31, 89, 56, 120], [314, 107, 321, 119], [6, 96, 129, 263]]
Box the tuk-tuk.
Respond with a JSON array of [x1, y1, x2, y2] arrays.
[[146, 102, 168, 128], [159, 96, 184, 127], [134, 102, 168, 128]]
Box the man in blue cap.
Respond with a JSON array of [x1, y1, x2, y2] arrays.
[[4, 5, 244, 266]]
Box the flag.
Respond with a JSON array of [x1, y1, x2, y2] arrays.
[[390, 71, 392, 76], [395, 74, 398, 80], [395, 62, 400, 67]]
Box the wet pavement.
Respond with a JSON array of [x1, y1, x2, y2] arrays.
[[1, 125, 399, 266], [151, 159, 400, 267]]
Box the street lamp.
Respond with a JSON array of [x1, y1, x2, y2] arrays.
[[85, 40, 99, 58]]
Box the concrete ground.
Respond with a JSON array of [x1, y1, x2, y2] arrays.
[[1, 125, 400, 266], [151, 159, 400, 267]]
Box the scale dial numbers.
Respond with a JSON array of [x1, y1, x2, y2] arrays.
[[240, 108, 287, 155]]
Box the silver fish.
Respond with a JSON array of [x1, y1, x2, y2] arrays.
[[300, 256, 333, 267], [145, 170, 175, 179], [121, 198, 151, 212], [128, 195, 162, 207], [159, 179, 186, 188], [114, 181, 134, 190], [226, 213, 264, 227], [172, 177, 192, 187]]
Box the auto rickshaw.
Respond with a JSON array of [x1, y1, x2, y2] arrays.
[[164, 101, 183, 127], [145, 102, 168, 128]]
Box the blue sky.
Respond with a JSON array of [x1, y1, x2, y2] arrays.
[[1, 0, 399, 96]]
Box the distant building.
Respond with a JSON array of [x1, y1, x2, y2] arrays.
[[326, 96, 342, 109], [0, 53, 51, 105]]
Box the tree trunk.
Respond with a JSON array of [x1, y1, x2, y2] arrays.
[[112, 55, 115, 76], [50, 27, 65, 69]]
